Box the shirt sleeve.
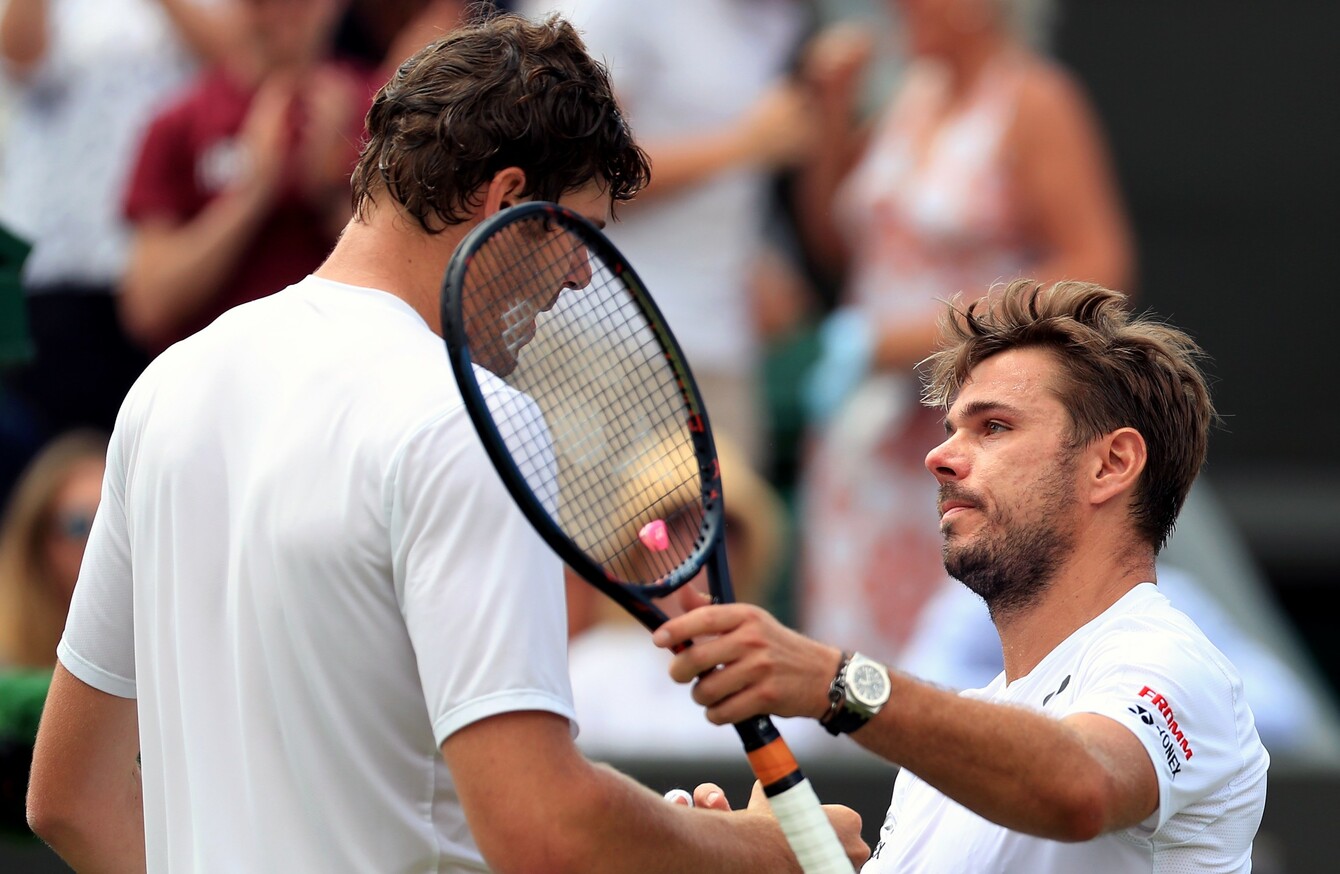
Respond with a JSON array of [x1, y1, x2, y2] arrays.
[[1060, 626, 1252, 831], [1158, 565, 1324, 756], [388, 392, 574, 746], [57, 410, 137, 698]]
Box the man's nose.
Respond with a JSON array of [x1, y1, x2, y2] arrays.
[[925, 432, 965, 482], [562, 243, 593, 290]]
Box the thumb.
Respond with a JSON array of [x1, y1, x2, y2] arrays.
[[744, 779, 772, 815], [692, 782, 732, 811]]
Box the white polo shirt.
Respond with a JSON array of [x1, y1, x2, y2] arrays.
[[866, 583, 1269, 873], [59, 276, 575, 873]]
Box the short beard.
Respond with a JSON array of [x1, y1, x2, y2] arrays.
[[942, 453, 1079, 620], [945, 521, 1069, 619]]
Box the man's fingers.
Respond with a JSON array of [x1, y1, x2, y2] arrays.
[[667, 632, 740, 685], [652, 604, 747, 650], [692, 782, 732, 811]]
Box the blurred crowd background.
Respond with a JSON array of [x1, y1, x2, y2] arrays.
[[1, 0, 1338, 865]]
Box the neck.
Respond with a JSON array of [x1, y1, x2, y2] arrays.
[[315, 207, 464, 335], [993, 534, 1155, 682]]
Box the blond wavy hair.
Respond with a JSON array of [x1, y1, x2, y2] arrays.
[[922, 279, 1215, 551], [0, 430, 108, 668]]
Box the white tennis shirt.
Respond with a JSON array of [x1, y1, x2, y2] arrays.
[[865, 583, 1269, 873], [59, 276, 575, 872]]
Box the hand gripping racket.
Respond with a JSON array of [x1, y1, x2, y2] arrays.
[[441, 202, 853, 873]]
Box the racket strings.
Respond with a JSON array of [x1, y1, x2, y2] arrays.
[[461, 215, 705, 585]]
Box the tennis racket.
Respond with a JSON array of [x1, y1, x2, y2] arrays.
[[441, 201, 853, 873]]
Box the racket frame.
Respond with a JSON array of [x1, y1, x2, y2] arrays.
[[441, 202, 853, 873], [441, 202, 727, 630]]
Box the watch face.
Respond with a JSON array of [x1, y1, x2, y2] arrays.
[[850, 663, 888, 706]]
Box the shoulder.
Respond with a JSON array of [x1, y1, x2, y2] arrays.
[[1069, 589, 1251, 733], [1086, 587, 1238, 676], [1007, 54, 1105, 145], [1012, 53, 1093, 111]]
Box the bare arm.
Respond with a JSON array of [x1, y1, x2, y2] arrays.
[[1, 0, 243, 80], [0, 0, 48, 77], [378, 0, 469, 81], [790, 23, 877, 278], [442, 709, 867, 873], [655, 604, 1158, 843], [848, 684, 1156, 840], [27, 663, 145, 874], [153, 0, 245, 67], [292, 66, 366, 238], [631, 79, 817, 203], [1010, 62, 1136, 293], [817, 61, 1137, 374], [120, 194, 271, 347]]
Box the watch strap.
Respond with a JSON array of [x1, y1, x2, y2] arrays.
[[819, 651, 872, 736], [822, 705, 872, 736]]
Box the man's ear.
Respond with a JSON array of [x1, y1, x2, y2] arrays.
[[1086, 427, 1147, 506], [480, 167, 527, 216]]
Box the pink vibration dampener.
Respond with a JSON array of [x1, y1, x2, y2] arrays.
[[639, 519, 670, 551]]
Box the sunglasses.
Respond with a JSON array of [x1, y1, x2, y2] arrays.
[[51, 509, 97, 541]]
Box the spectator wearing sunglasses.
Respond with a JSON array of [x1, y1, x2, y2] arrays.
[[0, 429, 107, 834], [0, 429, 107, 670]]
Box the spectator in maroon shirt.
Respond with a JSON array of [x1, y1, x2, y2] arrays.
[[118, 0, 378, 353]]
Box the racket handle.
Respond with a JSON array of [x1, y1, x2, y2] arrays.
[[767, 776, 856, 874], [735, 717, 855, 874]]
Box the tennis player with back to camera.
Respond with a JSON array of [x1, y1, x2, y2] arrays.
[[655, 279, 1269, 872], [25, 11, 866, 874]]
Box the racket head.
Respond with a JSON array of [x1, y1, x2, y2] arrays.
[[441, 202, 726, 625], [445, 205, 852, 873]]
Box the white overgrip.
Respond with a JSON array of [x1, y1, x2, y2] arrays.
[[767, 777, 856, 874]]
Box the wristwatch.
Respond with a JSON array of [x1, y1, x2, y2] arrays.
[[821, 651, 891, 736]]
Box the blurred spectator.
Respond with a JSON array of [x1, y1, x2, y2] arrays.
[[0, 0, 236, 495], [565, 434, 850, 760], [115, 0, 377, 354], [791, 0, 1133, 667], [0, 1, 11, 152], [334, 0, 469, 80], [0, 223, 34, 502], [518, 0, 819, 469], [0, 428, 105, 668], [0, 429, 107, 833]]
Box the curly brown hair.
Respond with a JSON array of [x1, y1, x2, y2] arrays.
[[351, 10, 650, 232], [921, 279, 1217, 551]]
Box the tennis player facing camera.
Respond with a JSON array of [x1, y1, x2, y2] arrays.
[[656, 279, 1268, 872], [26, 11, 865, 874]]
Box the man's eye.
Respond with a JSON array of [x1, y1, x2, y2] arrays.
[[986, 421, 1008, 434]]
